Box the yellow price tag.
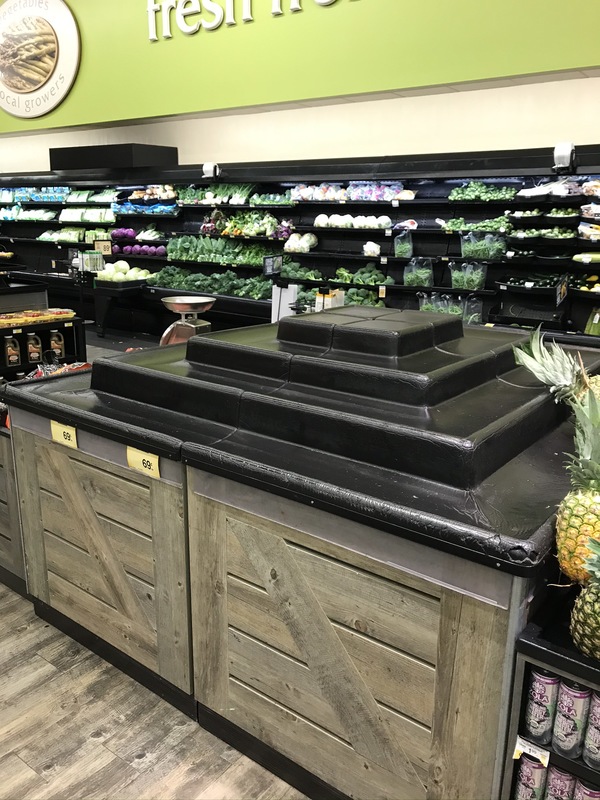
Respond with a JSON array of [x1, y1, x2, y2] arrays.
[[127, 446, 160, 479], [50, 420, 78, 449], [378, 285, 387, 299]]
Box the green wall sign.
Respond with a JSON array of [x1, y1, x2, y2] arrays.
[[0, 0, 598, 133]]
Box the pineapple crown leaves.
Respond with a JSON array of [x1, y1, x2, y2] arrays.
[[513, 327, 586, 404], [583, 536, 600, 583], [565, 393, 600, 488]]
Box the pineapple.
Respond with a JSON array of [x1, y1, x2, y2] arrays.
[[556, 399, 600, 583], [570, 537, 600, 660], [514, 330, 600, 582], [513, 328, 600, 404]]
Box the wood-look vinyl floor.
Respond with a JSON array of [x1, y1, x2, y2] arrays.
[[0, 585, 307, 800]]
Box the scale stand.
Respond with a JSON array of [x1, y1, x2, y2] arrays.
[[159, 296, 215, 347]]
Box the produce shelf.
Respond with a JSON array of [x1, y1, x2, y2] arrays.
[[17, 201, 114, 207], [114, 211, 181, 219], [275, 276, 494, 296], [177, 203, 296, 210], [142, 284, 271, 311]]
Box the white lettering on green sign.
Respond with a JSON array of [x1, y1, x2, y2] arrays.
[[147, 0, 340, 41]]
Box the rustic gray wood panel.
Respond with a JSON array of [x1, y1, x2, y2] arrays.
[[428, 589, 509, 800], [189, 491, 429, 799], [37, 448, 152, 536], [228, 678, 423, 800], [227, 526, 440, 664], [13, 431, 190, 692], [44, 531, 156, 626], [12, 428, 47, 599], [228, 627, 431, 782], [45, 446, 152, 631], [40, 489, 154, 584], [219, 501, 442, 597], [151, 479, 192, 693], [188, 494, 228, 712], [226, 572, 435, 725]]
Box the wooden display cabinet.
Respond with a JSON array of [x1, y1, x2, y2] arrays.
[[187, 468, 530, 800]]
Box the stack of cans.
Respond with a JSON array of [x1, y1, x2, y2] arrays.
[[513, 669, 600, 799], [514, 758, 600, 799]]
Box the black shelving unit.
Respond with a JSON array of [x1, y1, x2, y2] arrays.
[[1, 149, 600, 338], [501, 594, 600, 798], [0, 316, 86, 380]]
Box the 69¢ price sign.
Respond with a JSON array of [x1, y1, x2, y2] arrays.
[[50, 420, 78, 450], [126, 446, 161, 480]]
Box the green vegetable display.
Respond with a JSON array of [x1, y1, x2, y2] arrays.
[[249, 191, 293, 206], [444, 216, 512, 233], [547, 208, 580, 218], [460, 233, 506, 259], [295, 288, 318, 309], [450, 263, 486, 290], [344, 288, 385, 307], [176, 184, 255, 205], [449, 182, 518, 201], [352, 264, 393, 285], [166, 235, 275, 266], [147, 266, 272, 300], [280, 263, 324, 281]]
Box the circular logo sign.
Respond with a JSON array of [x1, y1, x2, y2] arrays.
[[0, 0, 80, 118]]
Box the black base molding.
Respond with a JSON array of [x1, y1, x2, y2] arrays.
[[197, 702, 352, 800], [33, 600, 196, 719], [0, 564, 28, 598]]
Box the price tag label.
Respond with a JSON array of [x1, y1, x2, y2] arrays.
[[524, 281, 535, 289], [512, 735, 550, 768], [378, 285, 386, 298], [385, 229, 392, 237], [65, 322, 73, 328], [263, 255, 283, 277], [12, 328, 21, 334], [127, 446, 161, 479], [484, 323, 495, 328], [499, 284, 507, 291], [380, 256, 388, 265], [94, 240, 112, 256], [51, 420, 78, 449], [506, 251, 515, 259], [392, 200, 399, 208]]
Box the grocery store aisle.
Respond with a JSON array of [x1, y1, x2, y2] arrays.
[[0, 585, 306, 800]]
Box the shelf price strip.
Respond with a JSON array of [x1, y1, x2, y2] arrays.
[[126, 446, 161, 480], [512, 735, 550, 768], [50, 420, 78, 450]]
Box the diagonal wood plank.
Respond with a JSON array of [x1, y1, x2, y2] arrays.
[[43, 445, 151, 632], [12, 428, 48, 601], [189, 495, 228, 711], [231, 519, 425, 792]]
